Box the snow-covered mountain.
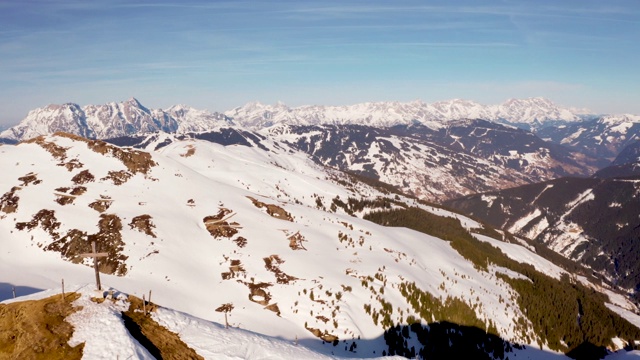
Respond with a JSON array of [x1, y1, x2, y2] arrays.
[[0, 97, 594, 143], [0, 98, 233, 142], [538, 114, 640, 167], [225, 97, 588, 131], [2, 133, 640, 358], [257, 121, 598, 201]]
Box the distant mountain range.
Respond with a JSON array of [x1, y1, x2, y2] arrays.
[[0, 97, 600, 142], [2, 97, 638, 202]]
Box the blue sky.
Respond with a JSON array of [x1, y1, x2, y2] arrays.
[[0, 0, 639, 125]]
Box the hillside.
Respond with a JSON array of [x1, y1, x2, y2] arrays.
[[2, 133, 640, 358], [444, 173, 640, 299]]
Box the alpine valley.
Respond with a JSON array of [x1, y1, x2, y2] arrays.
[[1, 97, 640, 359]]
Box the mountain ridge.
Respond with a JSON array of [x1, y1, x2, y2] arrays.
[[0, 97, 608, 142]]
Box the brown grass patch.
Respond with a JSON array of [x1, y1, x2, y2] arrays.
[[129, 215, 157, 238], [11, 194, 126, 278], [28, 213, 129, 276], [15, 209, 61, 238], [24, 136, 69, 162], [55, 194, 76, 206], [181, 145, 196, 157], [241, 282, 273, 305], [101, 170, 133, 185], [221, 259, 246, 280], [71, 170, 95, 185], [305, 325, 339, 343], [247, 196, 293, 221], [0, 292, 83, 359], [122, 295, 203, 360], [69, 187, 87, 196], [203, 208, 241, 239], [263, 255, 298, 284], [52, 132, 157, 175], [62, 159, 84, 171], [88, 198, 112, 213], [0, 186, 20, 213], [18, 173, 41, 186], [288, 231, 307, 250], [232, 236, 247, 248], [54, 187, 86, 198], [264, 303, 281, 316]]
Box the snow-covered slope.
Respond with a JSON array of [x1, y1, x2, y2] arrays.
[[445, 175, 640, 296], [1, 133, 639, 358]]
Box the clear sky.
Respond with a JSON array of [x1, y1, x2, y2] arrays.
[[0, 0, 639, 126]]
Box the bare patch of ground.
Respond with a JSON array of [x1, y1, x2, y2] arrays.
[[0, 186, 20, 213], [24, 136, 69, 162], [203, 208, 241, 239], [239, 281, 273, 306], [221, 259, 246, 280], [305, 325, 339, 343], [55, 194, 76, 206], [54, 187, 86, 206], [69, 187, 87, 196], [89, 196, 113, 213], [16, 210, 128, 276], [71, 170, 95, 185], [88, 195, 112, 213], [264, 303, 281, 316], [18, 173, 41, 186], [101, 170, 133, 185], [247, 196, 293, 221], [181, 145, 196, 157], [287, 231, 308, 250], [89, 214, 128, 275], [0, 292, 83, 359], [15, 209, 61, 238], [62, 159, 84, 171], [263, 255, 298, 284], [232, 236, 247, 248], [53, 133, 157, 175], [129, 215, 157, 238]]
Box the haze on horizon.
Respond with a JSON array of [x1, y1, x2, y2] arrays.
[[1, 0, 639, 126]]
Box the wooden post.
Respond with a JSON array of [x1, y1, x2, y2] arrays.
[[61, 279, 65, 301], [12, 286, 15, 299], [76, 241, 109, 291], [143, 294, 147, 316], [148, 290, 152, 305], [225, 312, 228, 329]]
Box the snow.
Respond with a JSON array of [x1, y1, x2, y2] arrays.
[[67, 285, 156, 359], [508, 209, 542, 234], [1, 97, 596, 142], [0, 133, 637, 359]]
